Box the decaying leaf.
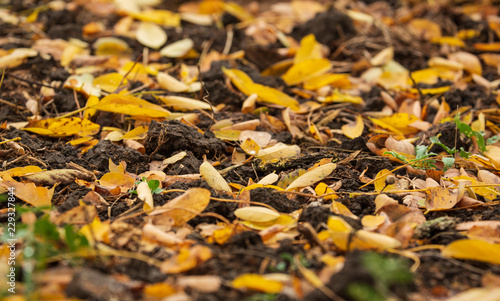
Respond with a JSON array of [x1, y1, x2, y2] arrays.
[[150, 188, 211, 226]]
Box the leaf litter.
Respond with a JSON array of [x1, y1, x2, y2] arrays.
[[1, 0, 500, 300]]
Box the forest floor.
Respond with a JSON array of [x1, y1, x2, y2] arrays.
[[1, 0, 500, 300]]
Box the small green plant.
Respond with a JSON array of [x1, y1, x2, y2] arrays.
[[129, 177, 163, 195], [384, 144, 438, 170], [1, 206, 89, 297], [347, 252, 414, 301]]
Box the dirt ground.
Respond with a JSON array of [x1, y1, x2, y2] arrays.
[[1, 0, 500, 300]]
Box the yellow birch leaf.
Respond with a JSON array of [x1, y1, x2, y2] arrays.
[[161, 245, 212, 273], [341, 115, 364, 139], [122, 126, 148, 140], [95, 93, 170, 118], [285, 163, 336, 191], [370, 113, 420, 135], [79, 217, 111, 246], [234, 206, 280, 223], [240, 138, 261, 155], [315, 182, 337, 200], [150, 188, 210, 226], [131, 10, 181, 27], [318, 90, 364, 104], [361, 215, 386, 231], [473, 42, 500, 52], [442, 239, 500, 265], [303, 73, 350, 90], [23, 117, 100, 138], [200, 161, 232, 193], [232, 274, 283, 293], [331, 201, 358, 220], [282, 58, 332, 86], [425, 186, 460, 211], [431, 36, 465, 47], [374, 169, 398, 192], [84, 95, 100, 119], [0, 175, 53, 208], [143, 283, 176, 298], [108, 159, 126, 174], [92, 73, 127, 93], [213, 130, 241, 141], [99, 172, 135, 193], [0, 166, 43, 177], [222, 2, 254, 22], [94, 37, 130, 56], [294, 34, 323, 64]]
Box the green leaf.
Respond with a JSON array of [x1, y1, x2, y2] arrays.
[[442, 157, 455, 171]]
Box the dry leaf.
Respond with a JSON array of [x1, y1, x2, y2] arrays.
[[160, 38, 194, 58], [150, 188, 211, 226], [341, 115, 364, 139], [234, 206, 280, 223], [95, 93, 171, 118], [285, 163, 336, 191], [200, 161, 232, 193], [442, 239, 500, 265], [232, 274, 283, 293], [136, 22, 167, 49]]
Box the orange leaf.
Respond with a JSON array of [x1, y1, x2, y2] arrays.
[[425, 186, 460, 211], [160, 245, 212, 273], [0, 175, 53, 208]]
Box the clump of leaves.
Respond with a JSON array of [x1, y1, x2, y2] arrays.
[[129, 177, 164, 195], [347, 252, 414, 301]]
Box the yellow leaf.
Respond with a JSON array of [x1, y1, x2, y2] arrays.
[[341, 115, 364, 139], [331, 201, 358, 220], [122, 126, 148, 140], [318, 90, 364, 105], [294, 34, 324, 65], [234, 206, 280, 223], [374, 169, 398, 192], [221, 2, 253, 22], [94, 37, 130, 56], [425, 186, 460, 211], [161, 245, 212, 273], [93, 73, 127, 93], [361, 215, 386, 231], [143, 283, 176, 298], [257, 173, 279, 185], [23, 117, 100, 138], [223, 68, 300, 111], [286, 163, 336, 191], [200, 161, 232, 193], [473, 42, 500, 52], [84, 95, 100, 118], [131, 9, 181, 27], [79, 217, 111, 246], [108, 159, 126, 174], [431, 36, 465, 47], [0, 174, 53, 207], [408, 19, 442, 40], [99, 172, 135, 193], [232, 274, 283, 293], [303, 73, 350, 90], [240, 137, 261, 155], [0, 166, 43, 177], [150, 188, 210, 226], [315, 182, 337, 200], [370, 113, 420, 135], [442, 239, 500, 265], [282, 58, 332, 86], [95, 93, 170, 118], [213, 130, 241, 141]]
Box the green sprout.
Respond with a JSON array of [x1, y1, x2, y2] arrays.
[[129, 177, 164, 195]]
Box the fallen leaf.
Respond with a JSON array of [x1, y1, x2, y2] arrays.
[[442, 239, 500, 265], [200, 161, 232, 193], [234, 206, 280, 223], [232, 274, 283, 293], [285, 163, 336, 191], [150, 188, 210, 226]]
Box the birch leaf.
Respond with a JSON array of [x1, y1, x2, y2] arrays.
[[200, 161, 232, 193], [285, 163, 336, 191]]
